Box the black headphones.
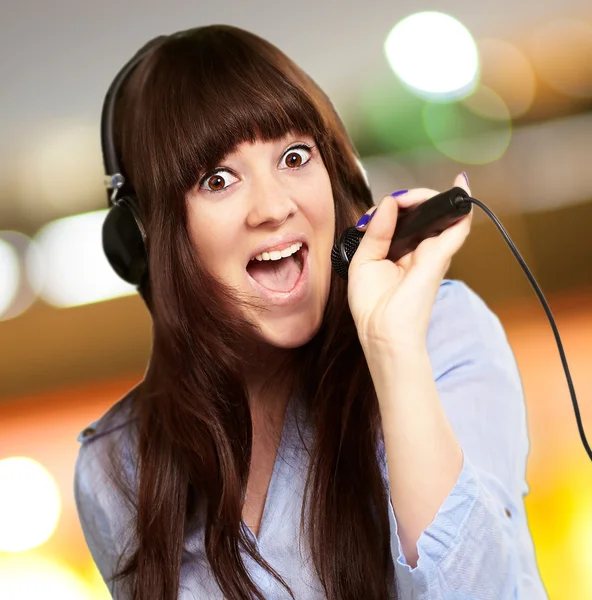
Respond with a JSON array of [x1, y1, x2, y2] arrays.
[[100, 37, 167, 290]]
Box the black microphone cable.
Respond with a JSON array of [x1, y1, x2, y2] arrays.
[[331, 189, 590, 462], [455, 194, 591, 463]]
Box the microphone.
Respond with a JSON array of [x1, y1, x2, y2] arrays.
[[331, 186, 472, 280]]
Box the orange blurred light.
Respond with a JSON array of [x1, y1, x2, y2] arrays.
[[477, 38, 536, 117], [529, 18, 592, 99], [0, 555, 92, 600]]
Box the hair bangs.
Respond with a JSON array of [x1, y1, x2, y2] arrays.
[[141, 29, 329, 200]]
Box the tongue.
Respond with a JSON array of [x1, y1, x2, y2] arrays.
[[247, 255, 302, 292]]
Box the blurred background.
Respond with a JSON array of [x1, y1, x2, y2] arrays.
[[1, 0, 592, 597]]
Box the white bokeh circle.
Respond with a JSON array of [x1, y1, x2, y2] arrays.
[[0, 457, 61, 552]]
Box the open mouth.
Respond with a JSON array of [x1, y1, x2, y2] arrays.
[[246, 244, 307, 293]]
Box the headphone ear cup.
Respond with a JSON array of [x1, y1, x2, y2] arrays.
[[102, 195, 148, 286]]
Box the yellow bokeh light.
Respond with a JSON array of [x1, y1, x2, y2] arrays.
[[529, 18, 592, 98], [85, 560, 113, 600], [0, 555, 92, 600], [477, 38, 536, 117], [568, 483, 592, 598], [0, 457, 61, 552], [460, 84, 513, 122]]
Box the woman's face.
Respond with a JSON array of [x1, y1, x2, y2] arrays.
[[186, 130, 335, 350]]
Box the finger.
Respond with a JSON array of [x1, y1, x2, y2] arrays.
[[351, 194, 399, 265], [416, 172, 473, 266], [354, 204, 379, 230], [397, 177, 472, 210], [389, 188, 440, 209], [354, 188, 440, 233], [452, 171, 473, 227], [454, 171, 471, 196]]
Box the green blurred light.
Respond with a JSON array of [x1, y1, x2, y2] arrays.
[[357, 75, 430, 153], [422, 85, 512, 164]]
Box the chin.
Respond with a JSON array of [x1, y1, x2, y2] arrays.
[[256, 311, 323, 349]]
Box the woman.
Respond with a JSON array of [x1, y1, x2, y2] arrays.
[[74, 24, 548, 600]]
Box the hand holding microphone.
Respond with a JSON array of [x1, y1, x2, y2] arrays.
[[342, 173, 473, 352]]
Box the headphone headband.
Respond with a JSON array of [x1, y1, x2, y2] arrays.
[[100, 36, 168, 291], [101, 36, 167, 206]]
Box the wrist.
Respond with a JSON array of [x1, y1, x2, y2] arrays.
[[360, 335, 428, 361], [361, 340, 431, 395]]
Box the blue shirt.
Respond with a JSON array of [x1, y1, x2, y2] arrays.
[[74, 279, 549, 599]]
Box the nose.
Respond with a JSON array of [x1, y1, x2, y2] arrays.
[[245, 171, 297, 229]]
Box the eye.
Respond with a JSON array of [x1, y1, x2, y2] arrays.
[[198, 169, 239, 193], [280, 144, 313, 170]]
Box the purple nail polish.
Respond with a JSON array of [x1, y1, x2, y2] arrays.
[[391, 189, 408, 197], [462, 172, 469, 186], [356, 207, 379, 227], [356, 213, 371, 227]]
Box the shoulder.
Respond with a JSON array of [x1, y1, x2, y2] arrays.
[[427, 278, 515, 380], [430, 278, 501, 330], [74, 388, 139, 513], [77, 389, 137, 446], [74, 390, 139, 588]]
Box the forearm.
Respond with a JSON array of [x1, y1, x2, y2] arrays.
[[363, 343, 463, 568]]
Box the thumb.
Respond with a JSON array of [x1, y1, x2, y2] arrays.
[[351, 194, 399, 266]]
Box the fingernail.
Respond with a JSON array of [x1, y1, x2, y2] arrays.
[[461, 172, 469, 186], [391, 189, 408, 197], [356, 212, 374, 227]]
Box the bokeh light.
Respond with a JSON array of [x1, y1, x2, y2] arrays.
[[84, 560, 113, 600], [573, 515, 592, 596], [0, 237, 20, 318], [0, 231, 43, 321], [384, 12, 479, 101], [423, 85, 512, 164], [477, 38, 536, 117], [0, 555, 92, 600], [529, 19, 592, 99], [357, 74, 429, 153], [0, 457, 61, 552], [34, 209, 137, 308]]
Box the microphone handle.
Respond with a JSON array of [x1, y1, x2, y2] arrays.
[[385, 186, 471, 263], [331, 187, 472, 280]]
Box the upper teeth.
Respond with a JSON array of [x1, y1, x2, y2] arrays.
[[252, 241, 303, 262]]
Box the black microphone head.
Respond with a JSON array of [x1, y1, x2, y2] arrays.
[[330, 226, 365, 281]]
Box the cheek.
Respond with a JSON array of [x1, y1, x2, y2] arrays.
[[315, 184, 336, 239], [188, 212, 245, 283], [187, 212, 223, 271], [306, 172, 335, 222], [309, 184, 336, 278]]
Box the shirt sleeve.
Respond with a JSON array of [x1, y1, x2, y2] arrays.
[[74, 433, 136, 599], [383, 279, 549, 600]]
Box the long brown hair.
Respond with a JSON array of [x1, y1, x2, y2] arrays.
[[109, 24, 397, 600]]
